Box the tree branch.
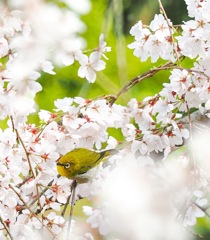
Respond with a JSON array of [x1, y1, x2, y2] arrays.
[[109, 61, 176, 105], [10, 116, 35, 178], [9, 184, 57, 239], [158, 0, 181, 65], [0, 216, 13, 240]]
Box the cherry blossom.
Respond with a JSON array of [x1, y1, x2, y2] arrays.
[[78, 52, 106, 83], [62, 49, 83, 66], [40, 60, 55, 75], [0, 0, 210, 239], [128, 14, 176, 62], [0, 38, 9, 57], [184, 191, 207, 226], [95, 34, 111, 59]]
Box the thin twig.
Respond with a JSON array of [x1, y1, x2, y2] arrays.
[[194, 201, 210, 218], [35, 122, 49, 141], [0, 216, 13, 240], [153, 65, 210, 79], [35, 184, 42, 212], [9, 184, 57, 239], [61, 194, 71, 217], [186, 228, 204, 239], [66, 180, 77, 240], [29, 175, 60, 207], [10, 116, 35, 178], [158, 0, 181, 66], [18, 135, 35, 177], [177, 67, 210, 79], [16, 176, 31, 188]]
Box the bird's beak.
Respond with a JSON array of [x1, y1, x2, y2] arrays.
[[57, 162, 64, 166]]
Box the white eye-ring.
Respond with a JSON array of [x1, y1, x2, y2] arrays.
[[64, 163, 71, 169]]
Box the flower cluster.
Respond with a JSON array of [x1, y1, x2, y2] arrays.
[[128, 14, 176, 62], [0, 0, 93, 126], [63, 34, 111, 83], [1, 0, 210, 239]]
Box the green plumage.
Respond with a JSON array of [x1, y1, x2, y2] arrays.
[[57, 148, 115, 183]]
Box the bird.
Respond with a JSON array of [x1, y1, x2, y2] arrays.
[[56, 148, 116, 183]]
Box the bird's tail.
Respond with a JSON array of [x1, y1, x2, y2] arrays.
[[99, 148, 118, 160]]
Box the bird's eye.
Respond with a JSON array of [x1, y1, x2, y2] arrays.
[[64, 163, 71, 169]]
